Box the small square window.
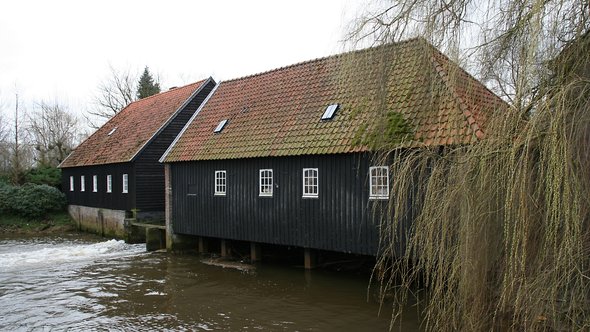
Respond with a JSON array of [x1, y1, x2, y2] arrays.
[[302, 168, 318, 198], [80, 176, 85, 192], [92, 175, 98, 192], [106, 175, 112, 193], [122, 174, 128, 193], [215, 170, 226, 196], [69, 176, 74, 191], [187, 184, 198, 196], [259, 169, 273, 197], [369, 166, 389, 199]]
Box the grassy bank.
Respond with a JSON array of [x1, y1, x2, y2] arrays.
[[0, 211, 77, 234]]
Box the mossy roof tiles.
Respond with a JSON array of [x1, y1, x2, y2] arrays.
[[163, 38, 507, 162]]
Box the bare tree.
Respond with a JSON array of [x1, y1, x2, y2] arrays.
[[87, 65, 136, 128], [0, 93, 10, 175], [9, 92, 33, 184], [28, 101, 80, 167]]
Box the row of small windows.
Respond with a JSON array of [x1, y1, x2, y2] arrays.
[[208, 166, 389, 199], [69, 174, 128, 194]]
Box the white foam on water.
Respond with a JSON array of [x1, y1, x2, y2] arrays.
[[0, 239, 145, 272]]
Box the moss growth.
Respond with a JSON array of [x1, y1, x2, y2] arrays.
[[353, 110, 413, 149]]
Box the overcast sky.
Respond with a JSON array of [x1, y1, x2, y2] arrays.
[[0, 0, 366, 123]]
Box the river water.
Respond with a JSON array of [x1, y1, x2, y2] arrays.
[[0, 234, 419, 331]]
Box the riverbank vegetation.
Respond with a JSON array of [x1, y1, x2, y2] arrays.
[[0, 211, 76, 234], [0, 169, 75, 234], [349, 0, 590, 330]]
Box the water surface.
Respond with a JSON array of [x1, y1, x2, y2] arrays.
[[0, 234, 417, 331]]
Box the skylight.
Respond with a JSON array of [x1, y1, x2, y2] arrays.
[[214, 119, 228, 133], [321, 104, 340, 120], [107, 127, 117, 136]]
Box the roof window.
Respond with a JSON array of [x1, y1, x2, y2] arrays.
[[107, 127, 117, 136], [214, 119, 228, 133], [321, 104, 340, 120]]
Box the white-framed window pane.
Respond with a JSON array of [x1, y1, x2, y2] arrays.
[[93, 175, 98, 192], [69, 176, 74, 191], [369, 166, 389, 199], [80, 176, 85, 192], [215, 170, 226, 196], [107, 175, 112, 193], [302, 168, 318, 197], [122, 174, 128, 193], [259, 169, 273, 196]]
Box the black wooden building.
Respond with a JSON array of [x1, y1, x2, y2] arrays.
[[59, 78, 216, 237], [161, 39, 506, 257]]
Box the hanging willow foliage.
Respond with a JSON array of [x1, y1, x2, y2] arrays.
[[347, 0, 590, 330]]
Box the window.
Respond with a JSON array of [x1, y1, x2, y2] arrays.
[[122, 174, 128, 193], [302, 168, 318, 198], [259, 169, 273, 196], [214, 119, 228, 133], [321, 103, 340, 120], [107, 127, 117, 136], [92, 175, 98, 192], [69, 176, 74, 191], [215, 170, 226, 196], [369, 166, 389, 199], [80, 176, 85, 192], [106, 175, 112, 193]]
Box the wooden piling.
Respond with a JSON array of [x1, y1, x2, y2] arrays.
[[304, 248, 316, 270], [250, 242, 261, 262]]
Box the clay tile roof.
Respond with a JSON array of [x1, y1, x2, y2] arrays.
[[60, 79, 209, 168], [163, 38, 507, 162]]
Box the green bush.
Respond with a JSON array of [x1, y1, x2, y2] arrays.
[[25, 166, 62, 188], [0, 182, 17, 214], [9, 183, 66, 219]]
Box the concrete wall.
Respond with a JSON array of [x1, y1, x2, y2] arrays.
[[68, 205, 127, 239]]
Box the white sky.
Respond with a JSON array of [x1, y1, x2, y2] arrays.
[[0, 0, 366, 123]]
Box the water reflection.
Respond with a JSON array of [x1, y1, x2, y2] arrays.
[[0, 235, 418, 331]]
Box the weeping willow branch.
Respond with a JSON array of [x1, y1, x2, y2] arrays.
[[347, 0, 590, 331]]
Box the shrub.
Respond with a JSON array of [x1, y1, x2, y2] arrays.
[[0, 182, 17, 214], [25, 166, 62, 188], [11, 183, 67, 219]]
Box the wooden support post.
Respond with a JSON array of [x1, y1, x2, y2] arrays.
[[221, 239, 230, 257], [304, 248, 316, 270], [250, 242, 261, 263], [198, 237, 208, 254]]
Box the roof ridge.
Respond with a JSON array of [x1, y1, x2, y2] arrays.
[[133, 79, 204, 103], [222, 37, 423, 84]]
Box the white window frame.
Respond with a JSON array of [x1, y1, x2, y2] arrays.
[[215, 170, 227, 196], [122, 174, 128, 193], [302, 168, 319, 198], [369, 166, 389, 200], [69, 176, 74, 191], [80, 175, 85, 192], [259, 169, 273, 197], [92, 175, 98, 192], [106, 175, 112, 193]]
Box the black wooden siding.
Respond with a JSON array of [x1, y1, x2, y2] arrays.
[[62, 79, 216, 213], [133, 80, 216, 211], [170, 153, 387, 256], [62, 163, 135, 211]]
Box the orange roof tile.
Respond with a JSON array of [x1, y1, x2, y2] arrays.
[[60, 79, 210, 167], [163, 39, 507, 162]]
